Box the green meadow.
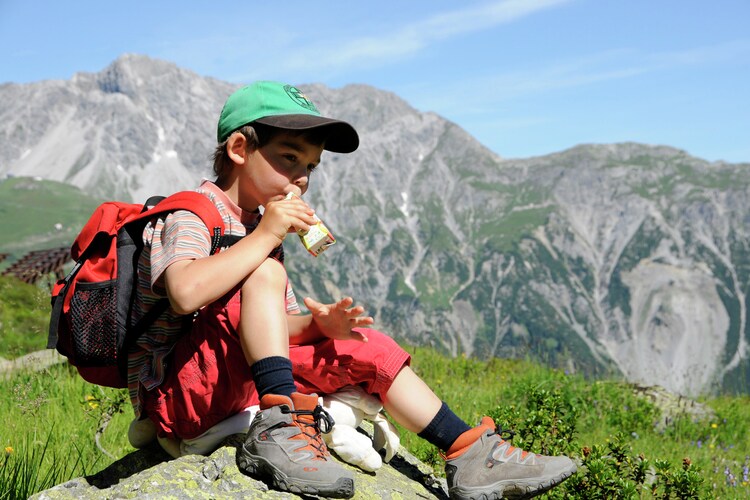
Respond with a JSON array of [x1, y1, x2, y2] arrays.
[[1, 275, 748, 499]]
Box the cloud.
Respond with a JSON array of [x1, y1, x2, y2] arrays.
[[232, 0, 573, 80], [410, 39, 750, 116]]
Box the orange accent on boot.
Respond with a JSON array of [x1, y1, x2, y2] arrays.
[[445, 416, 496, 460], [290, 392, 319, 412], [259, 393, 294, 410], [289, 392, 329, 460]]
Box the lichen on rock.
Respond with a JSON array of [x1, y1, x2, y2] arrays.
[[31, 434, 449, 499]]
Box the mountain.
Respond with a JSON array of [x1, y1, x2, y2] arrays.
[[2, 54, 748, 396], [0, 54, 234, 202]]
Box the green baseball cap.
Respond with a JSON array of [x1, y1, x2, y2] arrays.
[[216, 81, 359, 153]]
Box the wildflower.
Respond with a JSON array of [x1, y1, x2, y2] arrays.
[[725, 466, 737, 487], [84, 395, 100, 410], [697, 440, 703, 449], [683, 457, 692, 470], [711, 423, 718, 429], [4, 446, 12, 455]]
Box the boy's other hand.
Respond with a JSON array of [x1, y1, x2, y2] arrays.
[[304, 297, 372, 342], [258, 195, 317, 244]]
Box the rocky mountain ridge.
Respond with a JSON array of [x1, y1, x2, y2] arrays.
[[2, 54, 748, 396]]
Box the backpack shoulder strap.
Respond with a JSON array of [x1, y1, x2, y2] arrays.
[[134, 191, 228, 255]]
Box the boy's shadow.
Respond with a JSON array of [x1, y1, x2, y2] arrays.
[[83, 442, 172, 489]]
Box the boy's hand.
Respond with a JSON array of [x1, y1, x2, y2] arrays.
[[257, 194, 317, 244], [304, 297, 372, 342]]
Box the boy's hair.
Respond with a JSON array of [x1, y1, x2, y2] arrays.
[[212, 122, 330, 181]]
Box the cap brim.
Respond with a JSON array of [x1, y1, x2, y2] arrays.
[[254, 114, 359, 153]]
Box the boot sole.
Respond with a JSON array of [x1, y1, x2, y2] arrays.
[[449, 468, 576, 500], [238, 448, 354, 499]]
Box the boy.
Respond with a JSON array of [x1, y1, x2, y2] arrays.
[[128, 81, 576, 499]]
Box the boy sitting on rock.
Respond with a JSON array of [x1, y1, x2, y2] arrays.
[[127, 81, 576, 499]]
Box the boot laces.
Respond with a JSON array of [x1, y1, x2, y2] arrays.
[[490, 427, 516, 442], [282, 405, 335, 458], [489, 427, 531, 460]]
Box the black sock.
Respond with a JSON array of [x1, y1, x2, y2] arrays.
[[250, 356, 297, 399], [417, 401, 472, 452]]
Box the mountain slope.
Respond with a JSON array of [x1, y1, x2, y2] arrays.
[[2, 54, 748, 396], [0, 177, 103, 253]]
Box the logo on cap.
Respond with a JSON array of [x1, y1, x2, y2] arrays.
[[284, 85, 319, 113]]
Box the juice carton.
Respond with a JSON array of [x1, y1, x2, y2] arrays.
[[285, 193, 336, 257]]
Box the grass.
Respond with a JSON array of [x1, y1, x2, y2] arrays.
[[0, 276, 51, 358], [397, 347, 750, 499], [0, 364, 132, 499], [0, 277, 748, 498]]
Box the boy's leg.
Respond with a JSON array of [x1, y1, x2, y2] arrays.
[[286, 331, 469, 450], [236, 258, 354, 499], [382, 365, 472, 451], [385, 366, 576, 500], [238, 258, 297, 399], [288, 330, 575, 499]]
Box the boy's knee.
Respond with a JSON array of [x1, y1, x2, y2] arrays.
[[244, 257, 286, 289]]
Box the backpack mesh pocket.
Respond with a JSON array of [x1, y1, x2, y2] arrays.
[[69, 280, 118, 366]]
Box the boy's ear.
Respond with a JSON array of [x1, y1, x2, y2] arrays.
[[226, 132, 248, 165]]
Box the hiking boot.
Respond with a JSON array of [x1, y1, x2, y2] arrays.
[[444, 417, 576, 499], [236, 392, 355, 498]]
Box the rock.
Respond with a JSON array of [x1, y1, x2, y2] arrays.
[[632, 384, 717, 430], [0, 349, 66, 379], [30, 435, 449, 499]]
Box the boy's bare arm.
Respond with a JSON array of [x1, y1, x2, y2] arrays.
[[164, 196, 317, 314], [164, 230, 281, 314], [286, 313, 321, 344]]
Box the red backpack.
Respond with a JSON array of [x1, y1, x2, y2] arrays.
[[48, 191, 233, 388]]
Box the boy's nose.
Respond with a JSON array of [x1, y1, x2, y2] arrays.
[[294, 174, 308, 189]]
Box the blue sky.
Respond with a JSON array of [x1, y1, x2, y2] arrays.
[[1, 0, 748, 162]]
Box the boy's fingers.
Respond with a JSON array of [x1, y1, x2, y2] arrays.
[[303, 297, 323, 311], [288, 221, 311, 233], [267, 194, 287, 204], [350, 316, 373, 327], [350, 330, 369, 343], [346, 306, 366, 317]]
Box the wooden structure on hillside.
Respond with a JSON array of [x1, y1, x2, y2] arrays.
[[1, 247, 71, 285]]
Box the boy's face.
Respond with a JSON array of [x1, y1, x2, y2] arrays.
[[239, 131, 324, 209]]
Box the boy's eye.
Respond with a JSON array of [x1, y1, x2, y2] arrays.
[[284, 154, 297, 163], [307, 164, 318, 173]]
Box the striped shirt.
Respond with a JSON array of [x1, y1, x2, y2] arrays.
[[127, 180, 299, 418]]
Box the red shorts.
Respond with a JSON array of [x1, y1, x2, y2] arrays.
[[142, 287, 411, 439]]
